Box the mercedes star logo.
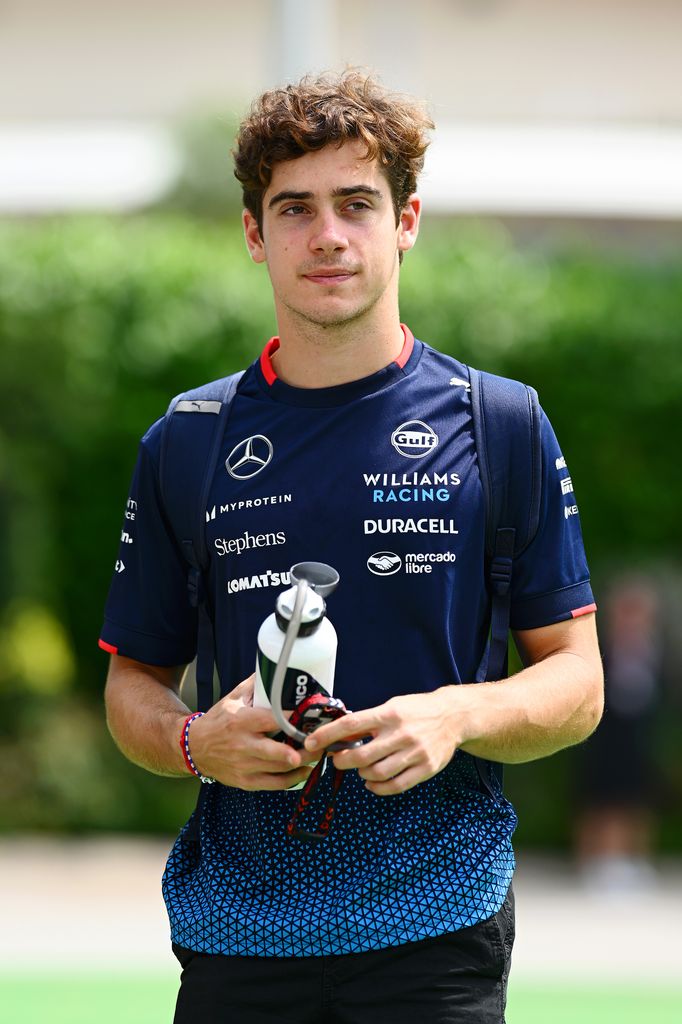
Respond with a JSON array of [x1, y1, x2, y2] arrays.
[[226, 434, 274, 480]]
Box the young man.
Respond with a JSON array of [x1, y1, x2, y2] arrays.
[[101, 72, 603, 1023]]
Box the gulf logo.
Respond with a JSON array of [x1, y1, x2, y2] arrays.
[[391, 420, 439, 459]]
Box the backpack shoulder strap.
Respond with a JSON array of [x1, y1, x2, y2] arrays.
[[468, 367, 542, 565], [159, 371, 244, 713], [159, 372, 244, 573], [466, 366, 542, 797], [468, 366, 542, 684]]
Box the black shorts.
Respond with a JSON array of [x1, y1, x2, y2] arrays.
[[172, 886, 514, 1024]]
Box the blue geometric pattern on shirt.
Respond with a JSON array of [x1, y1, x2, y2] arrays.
[[162, 752, 517, 957]]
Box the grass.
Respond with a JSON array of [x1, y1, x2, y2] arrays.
[[0, 974, 178, 1024], [506, 981, 682, 1023], [1, 974, 681, 1023]]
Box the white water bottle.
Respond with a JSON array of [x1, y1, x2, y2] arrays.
[[254, 574, 338, 715]]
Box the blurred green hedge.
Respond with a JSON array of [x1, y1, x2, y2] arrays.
[[1, 215, 680, 843]]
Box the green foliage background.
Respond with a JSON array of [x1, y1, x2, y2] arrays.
[[1, 215, 680, 843]]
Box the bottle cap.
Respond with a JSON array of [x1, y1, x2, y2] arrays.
[[275, 586, 326, 635]]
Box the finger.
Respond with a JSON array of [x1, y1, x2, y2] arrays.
[[197, 745, 304, 778], [232, 751, 303, 773], [251, 734, 324, 768], [248, 736, 309, 768], [330, 733, 399, 771], [356, 750, 418, 783], [225, 674, 255, 702], [364, 765, 428, 796], [304, 710, 379, 753], [240, 765, 314, 792]]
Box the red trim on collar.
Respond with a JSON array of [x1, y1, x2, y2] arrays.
[[260, 337, 280, 385], [394, 324, 414, 368], [259, 324, 414, 386]]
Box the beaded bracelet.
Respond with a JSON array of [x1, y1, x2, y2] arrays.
[[180, 712, 215, 784]]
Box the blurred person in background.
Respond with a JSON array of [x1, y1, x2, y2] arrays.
[[100, 71, 603, 1024], [575, 576, 662, 891]]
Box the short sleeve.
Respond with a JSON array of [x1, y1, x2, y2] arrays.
[[98, 420, 198, 666], [509, 408, 596, 631]]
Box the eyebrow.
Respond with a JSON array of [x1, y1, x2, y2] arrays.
[[267, 185, 384, 209]]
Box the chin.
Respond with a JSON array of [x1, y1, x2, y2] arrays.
[[293, 297, 379, 329], [306, 311, 366, 330]]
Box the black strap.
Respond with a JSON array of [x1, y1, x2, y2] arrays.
[[158, 373, 244, 842], [476, 526, 516, 684], [159, 371, 244, 712]]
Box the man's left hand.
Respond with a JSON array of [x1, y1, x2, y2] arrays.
[[304, 690, 461, 795]]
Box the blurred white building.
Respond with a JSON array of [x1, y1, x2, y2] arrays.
[[1, 0, 681, 223]]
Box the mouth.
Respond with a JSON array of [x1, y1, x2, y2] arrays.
[[302, 269, 356, 285]]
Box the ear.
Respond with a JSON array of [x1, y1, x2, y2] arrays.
[[243, 209, 267, 264], [397, 195, 421, 255]]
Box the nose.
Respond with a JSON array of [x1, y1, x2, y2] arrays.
[[308, 212, 349, 255]]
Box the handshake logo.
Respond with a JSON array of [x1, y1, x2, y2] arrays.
[[367, 551, 402, 576], [367, 549, 457, 577]]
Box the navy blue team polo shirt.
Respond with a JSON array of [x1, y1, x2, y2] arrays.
[[100, 326, 596, 957]]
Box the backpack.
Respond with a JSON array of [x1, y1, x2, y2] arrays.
[[158, 364, 542, 798]]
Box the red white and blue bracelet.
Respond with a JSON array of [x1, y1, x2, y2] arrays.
[[179, 712, 215, 784]]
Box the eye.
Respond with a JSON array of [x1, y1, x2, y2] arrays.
[[281, 204, 308, 216], [345, 200, 371, 212]]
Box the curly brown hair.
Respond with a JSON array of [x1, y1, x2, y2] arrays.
[[233, 71, 434, 234]]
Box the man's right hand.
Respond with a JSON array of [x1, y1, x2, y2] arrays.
[[185, 674, 315, 790]]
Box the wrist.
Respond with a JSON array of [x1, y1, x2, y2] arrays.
[[179, 712, 216, 784], [435, 683, 481, 749]]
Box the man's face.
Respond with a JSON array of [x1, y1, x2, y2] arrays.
[[243, 140, 420, 331]]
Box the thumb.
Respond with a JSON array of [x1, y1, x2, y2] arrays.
[[225, 673, 255, 706]]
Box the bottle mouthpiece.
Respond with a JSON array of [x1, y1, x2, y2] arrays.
[[289, 562, 340, 597]]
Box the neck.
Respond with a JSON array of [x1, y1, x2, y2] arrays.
[[271, 304, 405, 389]]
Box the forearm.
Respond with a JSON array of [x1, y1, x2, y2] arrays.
[[104, 657, 191, 778], [452, 650, 604, 764]]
